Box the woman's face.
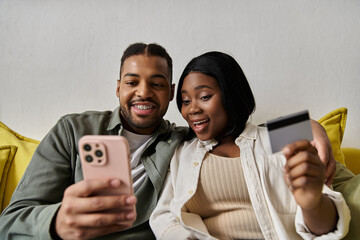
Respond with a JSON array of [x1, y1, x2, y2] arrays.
[[180, 72, 229, 141]]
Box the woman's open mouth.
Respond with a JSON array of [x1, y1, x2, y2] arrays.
[[191, 119, 209, 133]]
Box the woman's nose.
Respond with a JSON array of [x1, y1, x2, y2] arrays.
[[189, 101, 201, 115]]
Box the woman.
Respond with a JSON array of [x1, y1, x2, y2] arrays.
[[150, 51, 350, 239]]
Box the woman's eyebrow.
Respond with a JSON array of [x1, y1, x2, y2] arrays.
[[181, 85, 214, 94], [194, 85, 214, 90]]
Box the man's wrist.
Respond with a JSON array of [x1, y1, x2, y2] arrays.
[[50, 208, 62, 240]]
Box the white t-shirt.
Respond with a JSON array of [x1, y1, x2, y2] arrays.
[[121, 129, 153, 192]]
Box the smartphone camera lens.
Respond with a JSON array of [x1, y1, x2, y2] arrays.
[[95, 150, 103, 157], [84, 144, 91, 152], [85, 155, 93, 162]]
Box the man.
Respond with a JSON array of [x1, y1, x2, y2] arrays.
[[0, 43, 336, 239]]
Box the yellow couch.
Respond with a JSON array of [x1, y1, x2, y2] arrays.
[[0, 108, 359, 238], [1, 108, 359, 211], [342, 148, 360, 175], [0, 121, 40, 212], [317, 107, 360, 175]]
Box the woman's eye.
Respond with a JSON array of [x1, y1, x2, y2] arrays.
[[182, 100, 190, 105], [126, 81, 136, 86], [200, 95, 212, 101]]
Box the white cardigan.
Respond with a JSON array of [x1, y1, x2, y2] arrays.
[[150, 123, 350, 240]]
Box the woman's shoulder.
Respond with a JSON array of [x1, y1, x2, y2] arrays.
[[238, 123, 271, 152], [239, 123, 268, 139], [176, 137, 199, 152]]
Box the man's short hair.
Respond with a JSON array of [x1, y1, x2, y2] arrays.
[[120, 43, 173, 83]]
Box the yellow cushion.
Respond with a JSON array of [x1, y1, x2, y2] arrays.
[[0, 145, 17, 211], [0, 121, 40, 211], [342, 148, 360, 175], [317, 107, 347, 166]]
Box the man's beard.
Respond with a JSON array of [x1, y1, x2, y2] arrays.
[[120, 106, 160, 130]]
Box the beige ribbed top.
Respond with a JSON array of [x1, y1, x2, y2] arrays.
[[185, 153, 264, 240]]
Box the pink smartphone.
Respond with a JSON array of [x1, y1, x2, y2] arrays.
[[79, 135, 134, 196]]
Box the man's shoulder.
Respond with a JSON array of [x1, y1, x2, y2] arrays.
[[161, 120, 192, 139], [60, 110, 113, 122], [55, 109, 116, 136]]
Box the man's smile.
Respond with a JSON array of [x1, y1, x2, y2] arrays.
[[131, 102, 157, 116]]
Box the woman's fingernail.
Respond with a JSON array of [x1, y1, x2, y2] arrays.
[[284, 175, 291, 186], [282, 147, 290, 155]]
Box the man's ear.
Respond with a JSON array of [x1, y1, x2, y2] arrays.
[[170, 83, 175, 101], [116, 79, 121, 97]]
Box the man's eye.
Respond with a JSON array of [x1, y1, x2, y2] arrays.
[[152, 83, 164, 87], [126, 81, 136, 86]]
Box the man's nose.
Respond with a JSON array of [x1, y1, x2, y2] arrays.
[[135, 81, 153, 99]]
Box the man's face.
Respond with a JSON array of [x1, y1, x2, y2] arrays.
[[116, 55, 174, 135]]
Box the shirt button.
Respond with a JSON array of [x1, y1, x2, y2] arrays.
[[176, 216, 180, 222], [188, 190, 193, 195], [167, 139, 172, 144], [193, 161, 199, 166]]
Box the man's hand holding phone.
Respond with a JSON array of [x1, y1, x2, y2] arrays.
[[53, 135, 136, 239], [54, 178, 137, 240]]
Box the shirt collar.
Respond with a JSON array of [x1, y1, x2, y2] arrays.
[[197, 138, 218, 151], [196, 123, 259, 150], [107, 106, 122, 132], [235, 123, 258, 144]]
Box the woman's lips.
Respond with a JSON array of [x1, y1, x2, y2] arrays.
[[191, 119, 209, 133]]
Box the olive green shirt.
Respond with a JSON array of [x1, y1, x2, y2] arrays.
[[0, 107, 189, 239]]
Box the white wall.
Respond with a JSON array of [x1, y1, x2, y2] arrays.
[[1, 0, 359, 147]]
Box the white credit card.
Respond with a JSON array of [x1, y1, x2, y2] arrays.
[[266, 110, 313, 153]]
